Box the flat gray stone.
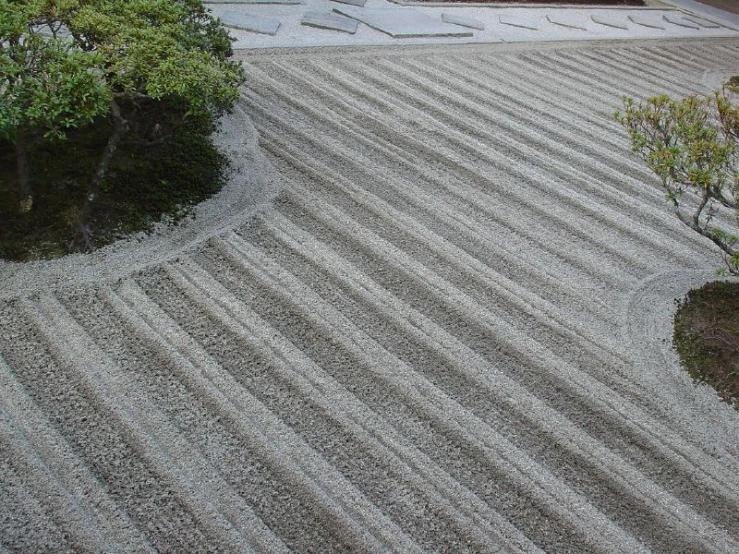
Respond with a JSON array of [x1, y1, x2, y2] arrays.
[[219, 11, 280, 35], [441, 13, 484, 31], [628, 14, 666, 30], [208, 0, 299, 3], [591, 14, 629, 30], [546, 14, 588, 31], [331, 0, 367, 6], [663, 13, 701, 29], [499, 14, 539, 31], [333, 6, 473, 38], [33, 23, 72, 37], [302, 11, 358, 34], [682, 14, 721, 28]]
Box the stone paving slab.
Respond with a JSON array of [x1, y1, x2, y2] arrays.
[[220, 10, 281, 35], [302, 11, 358, 33], [683, 14, 722, 28], [546, 14, 588, 31], [591, 14, 629, 30], [628, 14, 666, 30], [330, 0, 367, 7], [333, 6, 473, 38], [209, 1, 739, 49], [663, 13, 701, 29], [498, 14, 540, 31], [441, 13, 484, 31], [661, 0, 739, 28]]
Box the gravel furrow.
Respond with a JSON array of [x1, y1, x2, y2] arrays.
[[232, 200, 739, 552], [690, 43, 739, 67], [56, 288, 331, 554], [26, 293, 285, 554], [255, 107, 620, 323], [259, 190, 739, 497], [415, 55, 664, 186], [621, 45, 738, 87], [2, 39, 739, 553], [246, 58, 711, 281], [274, 179, 631, 384], [376, 55, 712, 264], [471, 52, 629, 133], [240, 141, 736, 508], [202, 232, 651, 554], [169, 255, 542, 554], [220, 220, 739, 549], [562, 49, 710, 98], [517, 50, 668, 114], [261, 131, 627, 363], [131, 268, 426, 553], [0, 451, 73, 554], [0, 357, 153, 554], [0, 301, 228, 553], [301, 56, 671, 271], [243, 78, 638, 300]]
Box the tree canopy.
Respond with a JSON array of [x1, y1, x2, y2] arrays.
[[0, 1, 110, 142], [1, 0, 245, 222]]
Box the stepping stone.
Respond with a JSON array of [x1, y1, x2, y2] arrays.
[[208, 0, 299, 3], [33, 23, 72, 37], [499, 14, 539, 31], [663, 13, 701, 29], [628, 14, 665, 30], [333, 6, 473, 38], [302, 11, 358, 34], [219, 11, 280, 35], [331, 0, 367, 6], [546, 14, 588, 31], [441, 13, 485, 31], [682, 14, 721, 28], [591, 14, 629, 30]]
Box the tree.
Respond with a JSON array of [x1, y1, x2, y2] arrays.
[[0, 0, 111, 212], [615, 78, 739, 275], [1, 0, 245, 238]]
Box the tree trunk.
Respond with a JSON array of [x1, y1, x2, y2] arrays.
[[80, 98, 128, 243], [16, 128, 33, 214]]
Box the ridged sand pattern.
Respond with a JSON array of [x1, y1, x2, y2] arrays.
[[1, 39, 739, 552]]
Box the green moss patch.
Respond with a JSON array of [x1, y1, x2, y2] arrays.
[[674, 281, 739, 409]]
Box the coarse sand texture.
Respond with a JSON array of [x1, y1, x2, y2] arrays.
[[1, 38, 739, 553]]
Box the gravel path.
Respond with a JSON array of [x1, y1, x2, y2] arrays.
[[1, 38, 738, 553]]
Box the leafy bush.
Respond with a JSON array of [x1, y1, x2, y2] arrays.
[[0, 0, 245, 244], [615, 78, 739, 274]]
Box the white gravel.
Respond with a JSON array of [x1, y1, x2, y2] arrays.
[[1, 36, 738, 553]]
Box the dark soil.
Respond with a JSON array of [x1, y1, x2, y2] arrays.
[[406, 0, 644, 5], [674, 281, 739, 409], [0, 100, 226, 262]]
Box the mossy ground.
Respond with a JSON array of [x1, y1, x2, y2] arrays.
[[674, 281, 739, 409], [0, 100, 226, 261]]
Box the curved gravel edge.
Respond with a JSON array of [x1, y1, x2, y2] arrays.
[[626, 269, 739, 466], [0, 103, 279, 300]]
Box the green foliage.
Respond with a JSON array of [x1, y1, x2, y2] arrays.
[[62, 0, 244, 115], [0, 0, 111, 142], [615, 80, 739, 274], [0, 0, 245, 245]]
